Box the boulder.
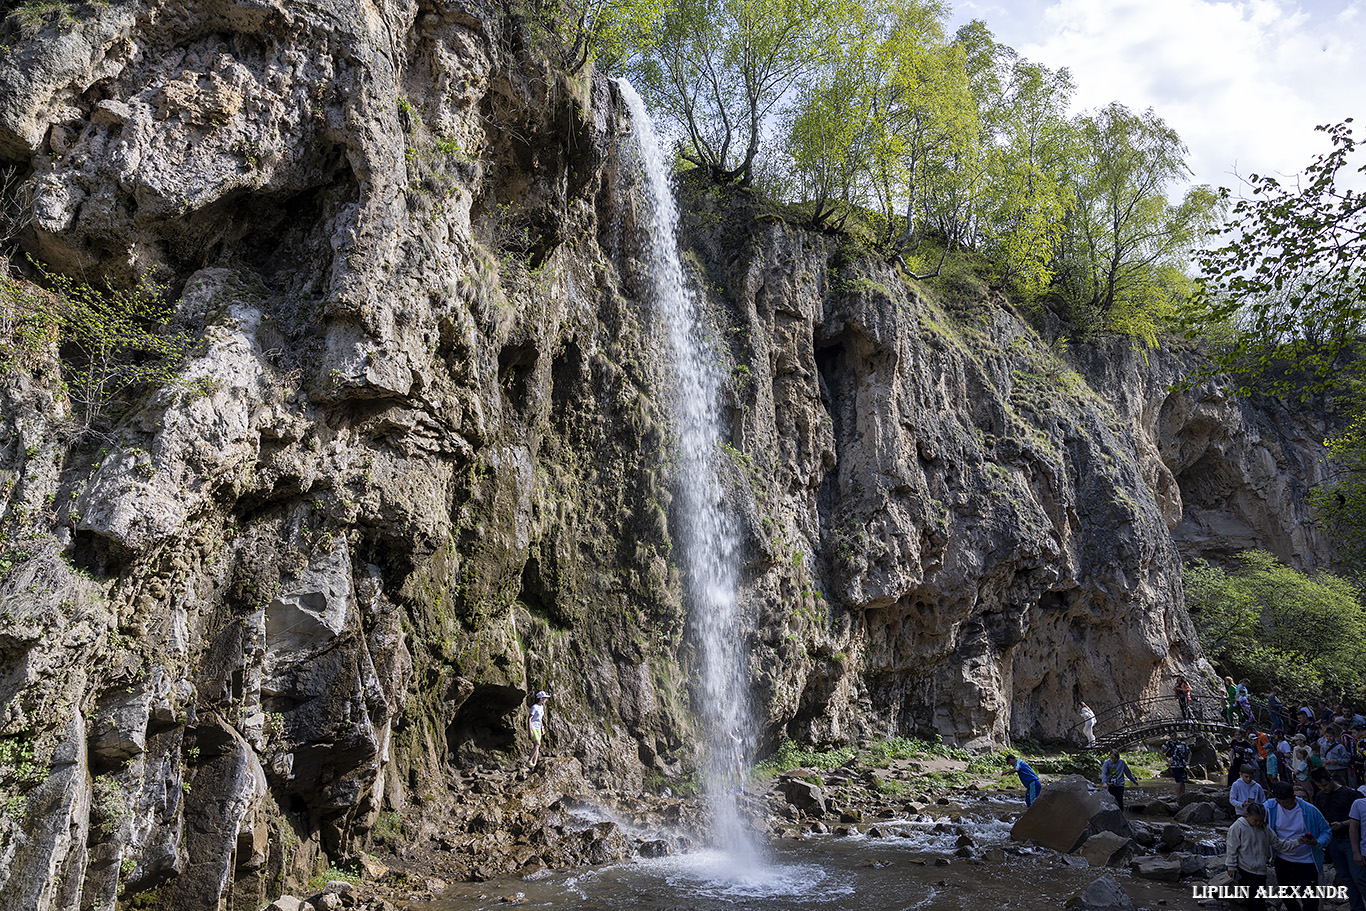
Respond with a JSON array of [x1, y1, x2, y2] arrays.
[[1160, 823, 1185, 850], [1065, 874, 1137, 911], [1126, 820, 1157, 847], [1130, 856, 1183, 882], [1208, 870, 1234, 889], [266, 899, 314, 911], [1190, 737, 1221, 773], [783, 778, 827, 817], [1011, 775, 1132, 853], [1130, 853, 1207, 881], [1177, 789, 1217, 808], [1076, 831, 1136, 867], [1173, 802, 1216, 824]]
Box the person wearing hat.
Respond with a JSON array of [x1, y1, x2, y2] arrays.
[[528, 690, 550, 767]]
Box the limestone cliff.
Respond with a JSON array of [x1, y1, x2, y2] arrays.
[[0, 0, 1332, 907]]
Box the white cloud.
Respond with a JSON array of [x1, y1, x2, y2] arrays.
[[956, 0, 1364, 192]]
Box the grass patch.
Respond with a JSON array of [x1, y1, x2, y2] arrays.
[[307, 864, 362, 892], [752, 739, 855, 781]]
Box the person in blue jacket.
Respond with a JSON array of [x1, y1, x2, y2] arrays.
[[1003, 754, 1042, 806], [1266, 781, 1333, 911]]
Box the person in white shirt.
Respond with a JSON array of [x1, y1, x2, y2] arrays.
[[1267, 781, 1331, 911], [1277, 734, 1294, 783], [1080, 702, 1097, 746], [527, 690, 550, 767]]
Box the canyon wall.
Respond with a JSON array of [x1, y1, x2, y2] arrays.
[[0, 0, 1331, 907]]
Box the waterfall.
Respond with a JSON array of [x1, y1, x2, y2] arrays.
[[619, 81, 758, 863]]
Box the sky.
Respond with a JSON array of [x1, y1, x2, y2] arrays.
[[951, 0, 1364, 194]]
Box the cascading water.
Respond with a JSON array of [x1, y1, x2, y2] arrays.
[[619, 81, 758, 866]]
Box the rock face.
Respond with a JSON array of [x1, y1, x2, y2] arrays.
[[0, 0, 1333, 908]]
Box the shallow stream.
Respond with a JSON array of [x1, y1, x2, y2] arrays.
[[408, 797, 1197, 911]]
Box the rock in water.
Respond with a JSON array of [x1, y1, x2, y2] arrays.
[[1076, 831, 1136, 867], [1065, 874, 1137, 911], [1011, 775, 1132, 852], [1129, 856, 1184, 882], [1173, 802, 1216, 824]]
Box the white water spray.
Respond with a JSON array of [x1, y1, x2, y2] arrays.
[[619, 81, 758, 864]]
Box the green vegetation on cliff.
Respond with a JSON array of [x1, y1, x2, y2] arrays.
[[0, 265, 197, 430]]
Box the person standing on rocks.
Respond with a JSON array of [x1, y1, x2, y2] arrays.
[[1101, 749, 1138, 812], [1003, 754, 1041, 807], [1079, 702, 1097, 747], [1277, 731, 1294, 784], [1230, 765, 1266, 817], [1266, 780, 1332, 911], [1226, 802, 1301, 911], [1162, 735, 1191, 797], [528, 690, 550, 768], [1253, 729, 1274, 784], [1294, 745, 1314, 797], [1238, 680, 1255, 727], [1351, 723, 1366, 790], [1310, 767, 1365, 911], [1226, 676, 1240, 724]]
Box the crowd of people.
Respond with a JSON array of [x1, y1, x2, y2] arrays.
[[1065, 680, 1366, 911], [1214, 696, 1366, 911], [1162, 689, 1366, 911]]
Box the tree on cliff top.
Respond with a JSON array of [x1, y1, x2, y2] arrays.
[[779, 0, 974, 250], [624, 0, 837, 185], [1185, 119, 1366, 393], [1051, 103, 1221, 344]]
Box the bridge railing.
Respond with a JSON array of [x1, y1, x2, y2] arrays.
[[1069, 693, 1262, 745]]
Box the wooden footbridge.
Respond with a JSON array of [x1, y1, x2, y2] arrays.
[[1071, 694, 1261, 752]]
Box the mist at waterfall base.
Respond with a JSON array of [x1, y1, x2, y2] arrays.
[[618, 80, 757, 872]]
